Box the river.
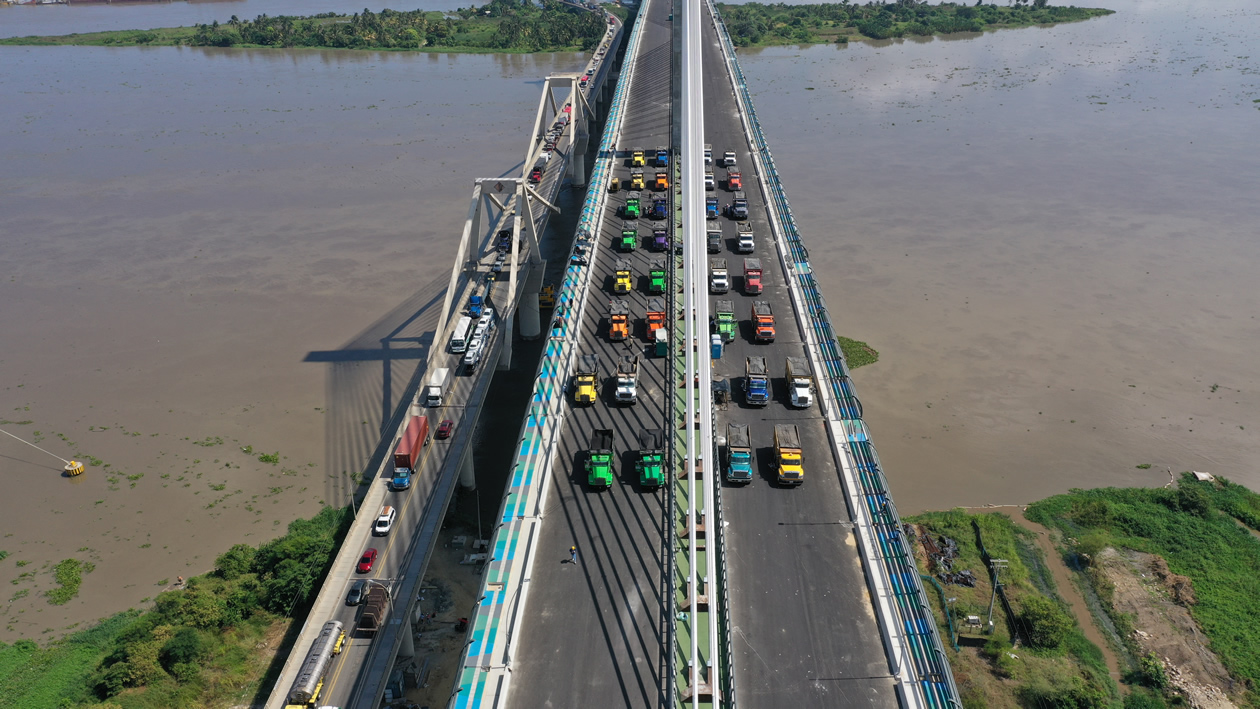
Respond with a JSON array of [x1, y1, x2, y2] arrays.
[[1, 0, 1257, 640]]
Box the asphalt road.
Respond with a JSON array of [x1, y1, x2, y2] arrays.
[[698, 4, 898, 708]]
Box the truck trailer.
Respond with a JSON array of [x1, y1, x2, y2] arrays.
[[391, 416, 429, 490], [423, 367, 450, 407], [356, 582, 391, 634]]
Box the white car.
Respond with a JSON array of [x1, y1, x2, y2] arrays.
[[374, 506, 397, 536]]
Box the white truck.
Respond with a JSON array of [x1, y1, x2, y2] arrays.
[[709, 257, 729, 294], [424, 367, 451, 407], [785, 356, 815, 408], [614, 355, 639, 404]]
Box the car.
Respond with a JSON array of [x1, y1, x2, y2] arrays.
[[373, 506, 396, 536], [346, 579, 367, 606], [356, 548, 379, 574], [436, 419, 454, 439]]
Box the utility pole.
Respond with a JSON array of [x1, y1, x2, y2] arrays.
[[986, 559, 1008, 635]]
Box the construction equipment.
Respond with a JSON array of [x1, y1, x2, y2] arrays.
[[715, 300, 736, 342], [725, 423, 753, 483], [586, 429, 615, 489], [614, 355, 639, 404], [752, 300, 775, 342], [636, 428, 665, 488], [709, 257, 729, 294], [609, 300, 630, 341], [785, 356, 816, 408], [773, 424, 804, 486], [743, 257, 763, 295], [619, 222, 638, 252], [573, 354, 600, 405], [649, 256, 667, 294], [646, 297, 666, 341], [744, 356, 770, 406], [614, 259, 632, 293]]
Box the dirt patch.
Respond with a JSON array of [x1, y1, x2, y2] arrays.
[[1096, 547, 1238, 709]]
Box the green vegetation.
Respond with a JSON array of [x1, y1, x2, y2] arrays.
[[1027, 475, 1260, 698], [838, 335, 879, 369], [715, 1, 1114, 47], [0, 506, 352, 708], [0, 0, 611, 52], [47, 559, 95, 606], [257, 452, 280, 465], [908, 509, 1117, 709]]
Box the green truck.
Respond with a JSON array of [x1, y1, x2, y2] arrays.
[[623, 192, 642, 219], [636, 429, 665, 488], [715, 299, 736, 342], [649, 256, 667, 294], [586, 429, 615, 489], [619, 222, 638, 252]]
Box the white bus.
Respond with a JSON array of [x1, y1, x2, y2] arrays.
[[449, 316, 473, 354]]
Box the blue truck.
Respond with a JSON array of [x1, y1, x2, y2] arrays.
[[744, 356, 770, 406], [468, 293, 484, 318], [725, 423, 754, 483]]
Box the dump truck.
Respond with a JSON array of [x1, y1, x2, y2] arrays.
[[709, 257, 729, 294], [743, 258, 763, 295], [773, 424, 804, 486], [705, 196, 720, 219], [707, 228, 722, 253], [623, 192, 642, 219], [629, 168, 645, 190], [614, 355, 639, 404], [586, 429, 615, 489], [631, 147, 645, 167], [652, 227, 669, 251], [391, 415, 428, 490], [609, 300, 630, 341], [619, 222, 638, 251], [737, 221, 754, 253], [573, 354, 600, 405], [357, 582, 391, 634], [726, 191, 749, 220], [725, 423, 753, 483], [722, 149, 737, 167], [744, 356, 770, 406], [614, 259, 632, 293], [785, 356, 816, 409], [423, 367, 450, 407], [649, 257, 667, 293], [654, 171, 669, 190], [650, 196, 668, 220], [636, 428, 665, 488], [752, 300, 775, 342], [727, 167, 743, 191], [704, 172, 715, 190], [704, 143, 713, 165], [655, 147, 669, 167], [715, 300, 736, 342], [468, 293, 484, 318], [646, 297, 666, 340]]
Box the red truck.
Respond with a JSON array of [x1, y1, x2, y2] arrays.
[[392, 416, 429, 490], [743, 258, 763, 295], [752, 301, 775, 342]]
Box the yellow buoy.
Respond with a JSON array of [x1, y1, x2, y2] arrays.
[[65, 461, 85, 476]]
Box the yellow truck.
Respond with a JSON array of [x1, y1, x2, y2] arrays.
[[773, 424, 804, 486], [573, 354, 600, 405], [631, 147, 646, 167], [614, 259, 632, 294]]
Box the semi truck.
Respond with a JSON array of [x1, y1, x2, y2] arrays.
[[737, 221, 754, 253], [615, 355, 639, 404], [707, 228, 722, 253], [586, 429, 615, 489], [652, 227, 669, 251], [752, 301, 776, 342], [773, 424, 804, 486], [392, 416, 429, 490], [785, 356, 816, 409], [744, 357, 770, 406], [727, 167, 743, 191], [704, 144, 713, 165], [725, 423, 753, 483], [468, 293, 484, 318], [715, 300, 736, 342], [649, 256, 667, 294], [726, 191, 749, 220], [709, 257, 729, 294], [650, 196, 668, 220], [743, 258, 763, 295], [629, 168, 645, 190], [706, 196, 720, 219], [614, 259, 632, 293], [636, 428, 665, 488], [631, 147, 645, 167], [609, 300, 630, 341], [574, 354, 600, 405], [646, 297, 666, 341], [619, 222, 638, 251], [423, 367, 450, 407], [722, 149, 737, 167], [623, 192, 642, 219], [654, 171, 669, 190], [704, 172, 715, 190], [357, 582, 391, 634]]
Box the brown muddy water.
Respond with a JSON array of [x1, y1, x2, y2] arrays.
[[737, 0, 1260, 513], [1, 0, 1258, 642]]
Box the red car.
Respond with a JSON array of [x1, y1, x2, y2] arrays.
[[436, 420, 455, 439], [356, 548, 378, 574]]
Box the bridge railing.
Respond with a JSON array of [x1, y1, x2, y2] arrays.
[[704, 4, 961, 708]]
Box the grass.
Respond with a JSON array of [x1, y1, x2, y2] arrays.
[[0, 612, 137, 708], [1027, 475, 1260, 699], [47, 559, 94, 605], [837, 335, 879, 369]]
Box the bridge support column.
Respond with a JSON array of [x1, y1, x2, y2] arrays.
[[460, 448, 476, 490], [399, 618, 416, 659], [519, 292, 542, 340], [497, 309, 514, 371]]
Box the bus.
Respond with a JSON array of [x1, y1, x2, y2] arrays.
[[449, 316, 473, 353]]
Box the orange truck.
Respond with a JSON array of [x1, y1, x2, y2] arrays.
[[646, 297, 666, 341], [609, 300, 630, 341], [752, 300, 775, 342]]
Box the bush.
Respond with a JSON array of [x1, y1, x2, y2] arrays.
[[1018, 595, 1074, 650], [1124, 687, 1167, 709], [160, 627, 206, 671], [214, 543, 256, 580]]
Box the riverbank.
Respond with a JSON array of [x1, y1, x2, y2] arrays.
[[716, 1, 1114, 48]]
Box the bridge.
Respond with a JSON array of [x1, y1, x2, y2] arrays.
[[268, 1, 960, 708]]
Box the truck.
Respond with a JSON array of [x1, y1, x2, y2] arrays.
[[629, 167, 645, 190], [726, 167, 742, 191], [423, 367, 450, 407], [650, 196, 668, 220], [574, 354, 600, 405], [709, 257, 729, 294], [614, 355, 639, 404], [653, 326, 669, 357], [725, 423, 753, 483], [614, 259, 632, 293], [357, 582, 390, 634], [649, 256, 667, 294], [609, 299, 630, 341], [737, 221, 754, 253], [586, 429, 615, 489], [722, 149, 737, 167], [652, 227, 669, 251], [705, 196, 720, 219], [392, 416, 429, 490], [704, 172, 715, 190], [646, 297, 666, 341], [631, 147, 645, 167], [715, 300, 736, 342], [726, 191, 749, 220], [529, 156, 546, 184], [636, 428, 665, 488], [619, 222, 638, 251], [785, 356, 816, 408], [704, 143, 713, 165], [655, 147, 669, 167], [743, 257, 763, 295], [773, 424, 804, 486], [752, 300, 776, 342], [654, 171, 669, 190], [744, 356, 770, 406], [623, 192, 642, 219], [468, 293, 484, 318], [707, 228, 722, 253]]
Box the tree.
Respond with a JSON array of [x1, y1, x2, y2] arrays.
[[1018, 595, 1073, 649], [214, 543, 256, 580]]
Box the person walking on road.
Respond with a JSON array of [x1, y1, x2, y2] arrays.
[[569, 546, 578, 564]]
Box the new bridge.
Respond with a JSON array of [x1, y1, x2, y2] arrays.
[[268, 1, 959, 708]]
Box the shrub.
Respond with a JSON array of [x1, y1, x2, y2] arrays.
[[1018, 595, 1074, 650], [214, 543, 256, 580], [160, 627, 207, 671]]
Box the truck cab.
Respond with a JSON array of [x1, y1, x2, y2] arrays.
[[614, 259, 632, 293], [652, 228, 669, 251], [654, 171, 669, 190], [722, 149, 737, 167], [709, 257, 729, 294], [705, 196, 719, 219], [649, 257, 667, 293], [743, 257, 763, 295], [752, 300, 775, 342], [631, 147, 645, 167], [573, 354, 599, 405], [726, 192, 749, 220], [704, 143, 713, 166], [773, 424, 804, 486], [529, 165, 543, 184], [726, 167, 742, 191], [636, 428, 665, 488], [704, 172, 715, 191], [736, 221, 754, 253], [615, 355, 639, 404], [707, 229, 722, 253], [586, 429, 615, 489], [629, 168, 645, 190], [744, 356, 770, 406], [655, 147, 669, 167], [650, 196, 668, 220], [468, 294, 483, 318], [646, 297, 666, 341], [725, 423, 754, 483], [619, 222, 638, 251], [715, 300, 736, 342], [609, 300, 630, 341], [623, 192, 642, 219]]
